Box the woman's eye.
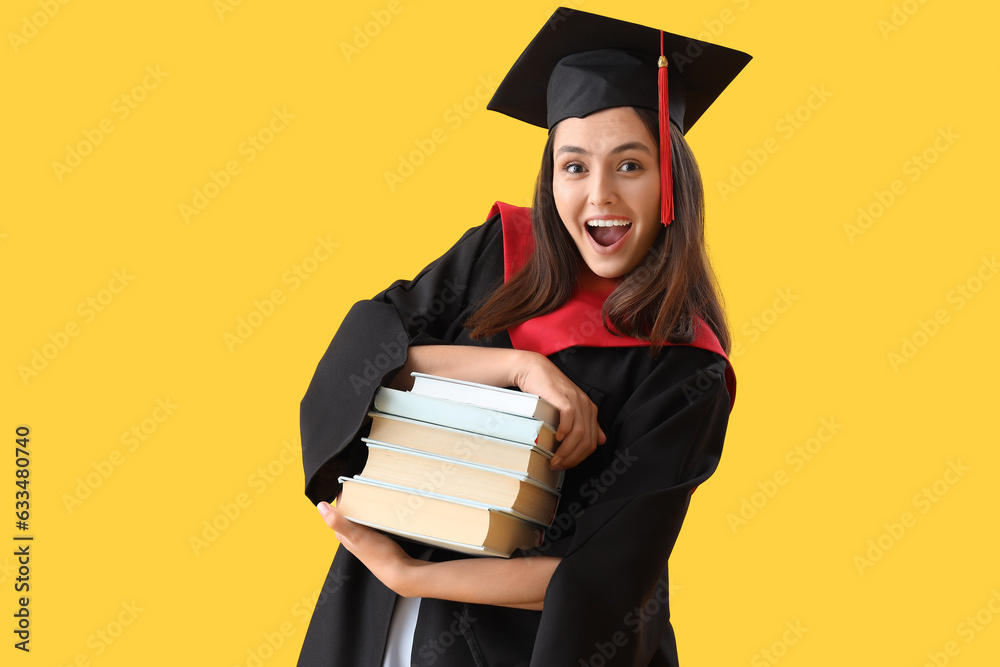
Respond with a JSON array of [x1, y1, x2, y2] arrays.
[[620, 161, 642, 173], [563, 162, 586, 175]]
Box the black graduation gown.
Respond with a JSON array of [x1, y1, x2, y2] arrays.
[[297, 212, 732, 667]]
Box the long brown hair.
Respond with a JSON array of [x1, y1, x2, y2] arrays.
[[465, 106, 730, 355]]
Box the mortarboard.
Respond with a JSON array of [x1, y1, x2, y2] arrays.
[[487, 8, 752, 224]]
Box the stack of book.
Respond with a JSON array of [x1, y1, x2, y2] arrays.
[[337, 372, 562, 557]]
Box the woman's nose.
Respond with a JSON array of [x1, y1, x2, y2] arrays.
[[588, 168, 618, 207]]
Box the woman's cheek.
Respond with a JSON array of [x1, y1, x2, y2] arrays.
[[553, 179, 581, 219]]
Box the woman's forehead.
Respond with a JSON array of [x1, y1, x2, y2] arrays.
[[552, 107, 656, 152]]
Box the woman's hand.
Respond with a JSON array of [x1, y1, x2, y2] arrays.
[[317, 496, 559, 610], [319, 500, 559, 609], [512, 352, 606, 470], [394, 345, 605, 470], [318, 501, 415, 595]]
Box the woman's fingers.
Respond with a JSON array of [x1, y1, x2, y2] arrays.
[[318, 500, 335, 525], [514, 354, 604, 471], [317, 501, 413, 595], [548, 396, 605, 470], [323, 491, 349, 537], [318, 500, 377, 551], [550, 401, 604, 470]]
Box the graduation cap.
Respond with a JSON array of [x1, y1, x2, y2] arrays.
[[487, 8, 751, 224]]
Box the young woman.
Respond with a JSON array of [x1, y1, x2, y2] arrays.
[[297, 9, 750, 666]]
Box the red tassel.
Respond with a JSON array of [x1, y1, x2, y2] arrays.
[[658, 31, 674, 225]]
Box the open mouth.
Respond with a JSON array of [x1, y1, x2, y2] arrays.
[[587, 219, 632, 248]]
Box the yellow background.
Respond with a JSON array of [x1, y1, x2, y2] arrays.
[[3, 0, 998, 665]]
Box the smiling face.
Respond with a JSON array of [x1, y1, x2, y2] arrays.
[[551, 106, 662, 281]]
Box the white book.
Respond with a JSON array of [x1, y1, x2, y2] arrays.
[[410, 372, 559, 429]]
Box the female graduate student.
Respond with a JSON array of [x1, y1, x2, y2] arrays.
[[297, 8, 750, 667]]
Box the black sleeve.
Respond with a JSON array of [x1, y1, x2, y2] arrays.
[[299, 215, 505, 503], [530, 348, 732, 667]]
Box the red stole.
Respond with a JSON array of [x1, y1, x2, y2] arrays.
[[488, 201, 736, 408]]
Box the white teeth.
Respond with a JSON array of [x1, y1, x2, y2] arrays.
[[586, 219, 632, 227]]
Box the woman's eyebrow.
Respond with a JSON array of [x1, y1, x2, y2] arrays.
[[556, 145, 588, 156], [611, 141, 653, 155], [556, 141, 653, 156]]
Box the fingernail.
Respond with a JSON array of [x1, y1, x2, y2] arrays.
[[317, 502, 331, 516], [550, 457, 562, 470]]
